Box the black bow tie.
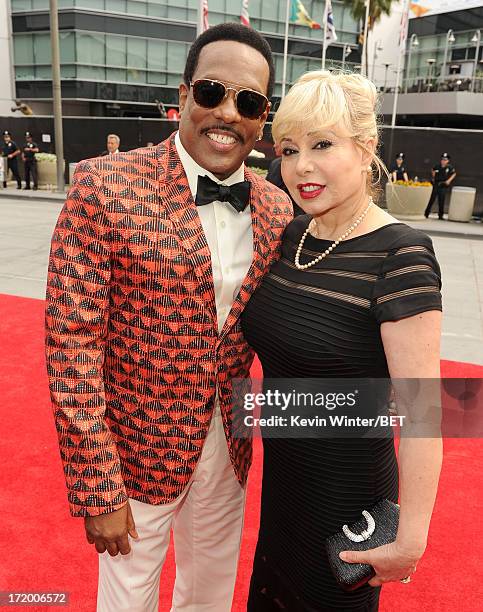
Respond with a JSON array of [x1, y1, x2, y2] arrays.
[[195, 175, 250, 213]]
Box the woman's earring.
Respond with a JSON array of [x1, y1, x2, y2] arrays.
[[367, 165, 372, 172], [257, 133, 263, 141]]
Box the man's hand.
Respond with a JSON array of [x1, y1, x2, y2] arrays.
[[84, 502, 139, 556]]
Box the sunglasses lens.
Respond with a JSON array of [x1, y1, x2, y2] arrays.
[[237, 89, 267, 119], [192, 80, 226, 108]]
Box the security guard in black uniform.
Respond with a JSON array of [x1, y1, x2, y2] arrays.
[[424, 153, 456, 220], [390, 152, 409, 182], [22, 131, 39, 190], [2, 130, 22, 189]]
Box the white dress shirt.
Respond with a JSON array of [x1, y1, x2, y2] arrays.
[[175, 131, 254, 334]]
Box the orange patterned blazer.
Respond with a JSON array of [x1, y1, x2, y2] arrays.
[[45, 133, 292, 517]]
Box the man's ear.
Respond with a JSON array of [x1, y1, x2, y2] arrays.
[[258, 101, 271, 130], [179, 82, 189, 113]]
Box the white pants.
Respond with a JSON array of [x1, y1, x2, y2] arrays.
[[97, 408, 246, 612]]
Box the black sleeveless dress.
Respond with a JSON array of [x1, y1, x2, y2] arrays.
[[241, 216, 442, 612]]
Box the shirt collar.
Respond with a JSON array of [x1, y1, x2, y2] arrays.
[[175, 131, 245, 200]]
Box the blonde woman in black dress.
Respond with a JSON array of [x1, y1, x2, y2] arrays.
[[241, 71, 443, 611]]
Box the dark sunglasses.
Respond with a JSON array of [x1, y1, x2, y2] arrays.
[[190, 79, 270, 120]]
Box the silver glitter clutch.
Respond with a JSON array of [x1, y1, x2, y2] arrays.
[[325, 499, 400, 591]]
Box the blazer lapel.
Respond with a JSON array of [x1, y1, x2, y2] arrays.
[[218, 171, 273, 344], [157, 135, 216, 320]]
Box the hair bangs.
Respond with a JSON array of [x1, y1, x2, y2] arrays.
[[272, 77, 353, 144]]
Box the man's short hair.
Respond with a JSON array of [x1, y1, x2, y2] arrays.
[[183, 22, 275, 99], [107, 134, 120, 143]]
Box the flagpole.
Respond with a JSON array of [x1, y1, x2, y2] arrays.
[[391, 0, 409, 127], [361, 0, 370, 75], [322, 1, 328, 69], [281, 0, 291, 98]]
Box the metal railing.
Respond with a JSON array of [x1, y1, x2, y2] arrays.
[[380, 76, 483, 94]]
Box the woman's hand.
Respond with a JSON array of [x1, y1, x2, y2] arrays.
[[339, 540, 424, 586]]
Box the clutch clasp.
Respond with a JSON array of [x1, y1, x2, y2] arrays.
[[342, 510, 376, 543]]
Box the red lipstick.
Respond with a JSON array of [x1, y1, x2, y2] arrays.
[[297, 183, 325, 200]]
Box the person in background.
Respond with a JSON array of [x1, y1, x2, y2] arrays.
[[424, 152, 456, 220], [2, 130, 22, 189], [22, 131, 39, 190], [266, 155, 304, 216], [390, 152, 409, 183], [100, 133, 120, 156]]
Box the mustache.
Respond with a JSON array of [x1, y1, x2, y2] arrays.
[[201, 125, 245, 145]]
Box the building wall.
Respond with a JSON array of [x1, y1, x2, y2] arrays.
[[9, 0, 361, 113], [369, 0, 404, 90], [0, 0, 16, 115], [369, 1, 483, 89], [370, 2, 483, 92]]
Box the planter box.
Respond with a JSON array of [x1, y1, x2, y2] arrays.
[[37, 159, 65, 188], [385, 183, 432, 221]]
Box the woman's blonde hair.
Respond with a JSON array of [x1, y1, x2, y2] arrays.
[[271, 70, 389, 198]]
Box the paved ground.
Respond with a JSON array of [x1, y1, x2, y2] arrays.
[[1, 189, 482, 365]]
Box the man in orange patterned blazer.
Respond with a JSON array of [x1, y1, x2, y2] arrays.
[[45, 23, 292, 612]]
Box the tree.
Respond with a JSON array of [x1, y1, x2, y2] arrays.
[[342, 0, 395, 75]]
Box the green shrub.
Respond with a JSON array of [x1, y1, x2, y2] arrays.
[[35, 153, 57, 162]]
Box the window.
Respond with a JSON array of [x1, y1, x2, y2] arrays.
[[106, 35, 127, 68], [208, 0, 226, 13], [147, 39, 166, 71], [166, 41, 189, 73], [61, 64, 76, 78], [77, 65, 106, 79], [147, 1, 167, 18], [290, 56, 309, 84], [127, 37, 147, 69], [106, 0, 126, 11], [261, 0, 279, 22], [77, 32, 105, 66], [60, 32, 76, 63], [33, 33, 51, 64], [75, 0, 100, 9], [35, 65, 53, 78], [127, 0, 147, 16], [127, 68, 147, 83], [11, 0, 34, 9], [14, 34, 34, 65], [106, 68, 127, 82], [15, 65, 35, 80]]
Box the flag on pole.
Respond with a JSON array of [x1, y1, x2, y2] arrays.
[[324, 0, 338, 44], [240, 0, 250, 26], [290, 0, 321, 30], [202, 0, 209, 32], [399, 3, 409, 47]]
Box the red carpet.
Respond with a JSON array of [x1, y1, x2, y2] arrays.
[[0, 293, 481, 611]]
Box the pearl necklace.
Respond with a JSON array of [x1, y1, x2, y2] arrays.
[[295, 198, 373, 271]]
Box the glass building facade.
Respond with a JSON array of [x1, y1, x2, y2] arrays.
[[10, 0, 361, 115], [404, 6, 483, 92]]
